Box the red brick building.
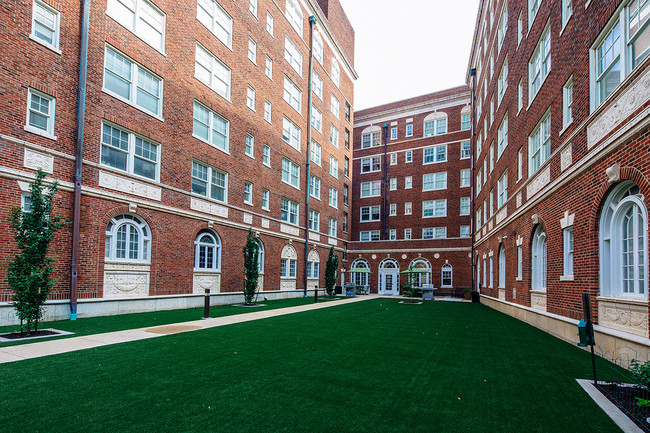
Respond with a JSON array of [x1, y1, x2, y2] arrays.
[[467, 0, 650, 360], [349, 88, 473, 295], [0, 0, 356, 322]]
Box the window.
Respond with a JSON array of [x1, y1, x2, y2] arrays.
[[248, 38, 257, 63], [476, 169, 482, 195], [345, 102, 351, 122], [262, 189, 269, 210], [312, 71, 323, 99], [331, 95, 340, 118], [197, 0, 232, 47], [330, 125, 339, 148], [249, 0, 257, 15], [489, 256, 494, 288], [529, 24, 551, 102], [343, 185, 349, 205], [310, 140, 321, 166], [389, 229, 397, 240], [563, 227, 574, 277], [280, 198, 299, 225], [313, 31, 323, 64], [461, 141, 471, 159], [423, 172, 447, 191], [309, 209, 320, 231], [360, 206, 380, 222], [101, 122, 159, 180], [405, 150, 413, 162], [21, 192, 33, 213], [264, 100, 272, 123], [390, 153, 397, 165], [245, 134, 254, 157], [442, 263, 453, 287], [406, 124, 413, 137], [360, 156, 380, 173], [498, 245, 506, 288], [343, 212, 348, 232], [476, 207, 482, 228], [599, 181, 648, 298], [423, 145, 447, 164], [490, 97, 494, 124], [330, 155, 339, 178], [497, 114, 508, 158], [193, 230, 221, 270], [344, 156, 350, 177], [460, 226, 471, 238], [285, 36, 303, 75], [256, 239, 265, 273], [529, 0, 540, 28], [518, 147, 524, 180], [281, 157, 300, 188], [405, 202, 412, 215], [26, 88, 55, 137], [311, 105, 322, 132], [281, 257, 297, 278], [360, 181, 381, 198], [32, 0, 60, 50], [532, 225, 547, 291], [423, 227, 447, 239], [282, 117, 301, 150], [518, 78, 524, 112], [389, 203, 397, 216], [562, 0, 572, 27], [563, 77, 573, 128], [104, 47, 163, 117], [460, 169, 471, 187], [517, 244, 523, 279], [405, 176, 413, 189], [266, 12, 274, 35], [345, 129, 350, 150], [497, 170, 508, 208], [329, 187, 338, 208], [328, 218, 337, 237], [404, 228, 412, 240], [391, 128, 398, 140], [331, 57, 340, 87], [529, 111, 551, 175], [193, 101, 229, 152], [361, 129, 381, 148], [107, 0, 165, 51], [246, 86, 255, 110], [461, 112, 471, 131], [283, 76, 302, 113], [424, 113, 448, 136], [191, 160, 227, 202], [262, 144, 271, 166], [497, 59, 508, 105], [518, 11, 523, 45], [423, 199, 447, 218], [360, 231, 380, 241], [265, 56, 273, 79], [286, 0, 303, 36], [460, 197, 470, 215], [195, 43, 231, 100], [105, 214, 151, 262], [309, 175, 321, 199], [497, 3, 508, 51], [244, 182, 253, 204]]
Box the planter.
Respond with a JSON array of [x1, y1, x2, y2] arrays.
[[464, 291, 472, 301], [345, 287, 356, 297]]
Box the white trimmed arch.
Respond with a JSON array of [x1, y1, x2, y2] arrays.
[[409, 257, 432, 287], [350, 258, 370, 286]]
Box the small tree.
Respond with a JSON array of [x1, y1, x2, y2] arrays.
[[324, 247, 339, 297], [7, 170, 67, 334], [242, 228, 259, 305]]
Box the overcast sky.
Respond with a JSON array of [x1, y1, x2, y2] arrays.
[[337, 0, 482, 110]]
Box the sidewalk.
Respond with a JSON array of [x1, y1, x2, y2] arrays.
[[0, 295, 377, 365]]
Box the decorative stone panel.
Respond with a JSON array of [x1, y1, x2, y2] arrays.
[[280, 278, 296, 291], [498, 289, 505, 300], [103, 263, 150, 298], [598, 297, 649, 338], [527, 166, 550, 199], [530, 290, 547, 311], [24, 148, 53, 173], [280, 224, 299, 236], [328, 237, 337, 246], [190, 196, 228, 218], [99, 170, 162, 201], [309, 232, 320, 241], [192, 271, 221, 294], [560, 146, 572, 172], [495, 207, 507, 225]]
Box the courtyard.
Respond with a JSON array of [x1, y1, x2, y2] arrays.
[[0, 298, 621, 432]]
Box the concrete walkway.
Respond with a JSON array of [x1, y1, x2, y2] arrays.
[[0, 295, 377, 365]]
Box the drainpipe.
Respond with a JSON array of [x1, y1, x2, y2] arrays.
[[381, 123, 389, 240], [470, 68, 477, 292], [303, 15, 317, 299], [70, 0, 91, 320]]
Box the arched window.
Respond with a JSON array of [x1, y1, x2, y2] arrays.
[[256, 239, 265, 274], [423, 112, 448, 137], [531, 225, 547, 291], [600, 181, 648, 298], [350, 259, 369, 286], [307, 249, 320, 279], [281, 244, 298, 278], [361, 125, 381, 148], [442, 263, 453, 287], [498, 244, 506, 288], [105, 214, 151, 263], [409, 258, 432, 287], [194, 230, 221, 270]]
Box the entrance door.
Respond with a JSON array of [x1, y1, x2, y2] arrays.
[[378, 259, 400, 295]]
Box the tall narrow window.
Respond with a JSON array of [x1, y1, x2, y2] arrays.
[[196, 0, 232, 48], [532, 225, 547, 291], [498, 245, 506, 288], [563, 77, 573, 128], [563, 227, 574, 277], [32, 0, 60, 51], [529, 24, 551, 102]]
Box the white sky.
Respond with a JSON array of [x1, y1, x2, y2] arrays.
[[337, 0, 482, 110]]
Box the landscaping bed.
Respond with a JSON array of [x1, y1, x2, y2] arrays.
[[598, 382, 650, 432]]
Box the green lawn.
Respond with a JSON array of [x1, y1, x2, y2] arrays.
[[0, 299, 619, 432]]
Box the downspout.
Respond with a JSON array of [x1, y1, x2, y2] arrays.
[[381, 123, 389, 240], [70, 0, 91, 320], [469, 68, 477, 292], [303, 15, 317, 298]]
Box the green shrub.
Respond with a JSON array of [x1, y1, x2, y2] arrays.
[[629, 359, 650, 387]]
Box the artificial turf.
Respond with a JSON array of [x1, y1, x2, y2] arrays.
[[0, 299, 620, 432]]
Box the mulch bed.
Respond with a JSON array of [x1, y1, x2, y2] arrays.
[[598, 382, 650, 432], [0, 330, 61, 340]]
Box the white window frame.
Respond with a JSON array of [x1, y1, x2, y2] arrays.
[[263, 144, 271, 167], [194, 230, 221, 271], [529, 23, 551, 103], [262, 189, 270, 210], [309, 174, 321, 200], [329, 187, 338, 208], [331, 57, 340, 87], [246, 86, 256, 110], [330, 124, 339, 148], [360, 206, 381, 222], [248, 38, 257, 64], [281, 157, 300, 189], [460, 169, 471, 187], [405, 202, 412, 215], [497, 114, 508, 158], [266, 12, 274, 35], [193, 101, 229, 153], [105, 214, 151, 263], [329, 155, 339, 178], [331, 94, 340, 119], [563, 227, 574, 278], [328, 218, 337, 237], [423, 144, 447, 164], [195, 43, 231, 100], [312, 71, 323, 99], [310, 140, 321, 166], [528, 110, 551, 175], [265, 56, 273, 79], [264, 100, 272, 123], [532, 225, 547, 291], [286, 0, 303, 37], [497, 170, 508, 208], [197, 0, 232, 48], [245, 134, 254, 158], [191, 160, 228, 203], [311, 105, 322, 132], [283, 76, 302, 113], [101, 121, 160, 181], [360, 181, 381, 198], [404, 228, 412, 240], [309, 209, 320, 232], [26, 88, 56, 138], [281, 198, 299, 225], [423, 199, 447, 218], [244, 181, 253, 205], [423, 172, 447, 191], [107, 0, 165, 52], [563, 77, 573, 129], [282, 117, 301, 150], [360, 156, 381, 173], [460, 197, 470, 216], [285, 36, 303, 76], [461, 141, 471, 159], [31, 0, 61, 51]]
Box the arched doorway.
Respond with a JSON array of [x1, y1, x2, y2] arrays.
[[379, 258, 400, 295]]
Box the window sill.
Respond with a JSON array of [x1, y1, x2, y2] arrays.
[[559, 119, 573, 136], [515, 277, 522, 281], [559, 13, 573, 37], [29, 35, 62, 55], [560, 275, 574, 281], [192, 134, 230, 155], [24, 125, 57, 141]]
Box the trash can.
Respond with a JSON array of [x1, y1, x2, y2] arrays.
[[471, 291, 480, 303], [335, 285, 342, 295]]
